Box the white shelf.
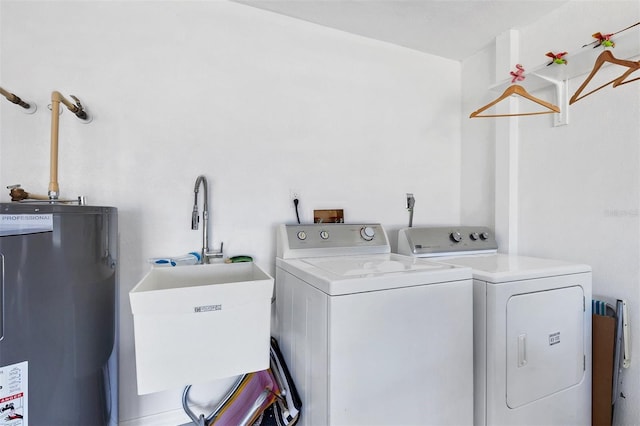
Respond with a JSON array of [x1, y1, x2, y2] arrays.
[[491, 30, 640, 93]]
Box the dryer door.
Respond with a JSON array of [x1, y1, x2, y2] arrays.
[[506, 285, 584, 408]]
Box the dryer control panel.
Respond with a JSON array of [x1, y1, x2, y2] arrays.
[[398, 226, 498, 257], [277, 223, 390, 259]]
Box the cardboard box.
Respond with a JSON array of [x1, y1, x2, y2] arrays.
[[592, 314, 615, 426], [129, 262, 274, 394]]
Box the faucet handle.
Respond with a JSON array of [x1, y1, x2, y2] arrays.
[[204, 242, 224, 261]]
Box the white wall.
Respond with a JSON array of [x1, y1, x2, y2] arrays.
[[461, 45, 495, 227], [0, 1, 461, 423], [462, 2, 640, 425]]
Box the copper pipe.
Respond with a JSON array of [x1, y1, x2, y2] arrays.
[[53, 91, 88, 119], [48, 91, 89, 199], [7, 185, 49, 202], [0, 86, 32, 109], [49, 92, 62, 199]]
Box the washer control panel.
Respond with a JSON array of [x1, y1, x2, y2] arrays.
[[277, 223, 390, 259], [398, 226, 498, 257]]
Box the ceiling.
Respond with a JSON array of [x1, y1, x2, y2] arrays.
[[232, 0, 569, 61]]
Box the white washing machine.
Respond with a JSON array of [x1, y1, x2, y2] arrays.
[[398, 226, 592, 426], [275, 223, 474, 426]]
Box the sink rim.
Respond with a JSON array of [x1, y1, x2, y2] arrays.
[[130, 262, 273, 294]]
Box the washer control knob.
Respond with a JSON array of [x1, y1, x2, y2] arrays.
[[297, 231, 307, 240], [360, 226, 375, 241], [450, 231, 463, 243], [480, 232, 490, 240], [470, 232, 479, 241], [320, 230, 329, 240]]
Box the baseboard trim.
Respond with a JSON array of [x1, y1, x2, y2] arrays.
[[119, 408, 191, 426]]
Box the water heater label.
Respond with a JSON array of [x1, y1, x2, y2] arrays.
[[0, 214, 53, 236], [0, 361, 27, 425]]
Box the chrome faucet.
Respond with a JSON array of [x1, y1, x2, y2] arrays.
[[192, 175, 223, 263]]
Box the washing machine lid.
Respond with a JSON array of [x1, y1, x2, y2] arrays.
[[276, 253, 471, 295], [438, 253, 591, 283]]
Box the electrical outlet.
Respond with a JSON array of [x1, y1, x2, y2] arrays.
[[289, 189, 303, 223], [289, 189, 301, 206]]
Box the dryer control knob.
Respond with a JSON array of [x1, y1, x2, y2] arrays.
[[470, 232, 479, 241], [297, 231, 307, 240], [450, 231, 463, 243], [480, 232, 490, 240], [360, 226, 375, 241], [320, 230, 329, 240]]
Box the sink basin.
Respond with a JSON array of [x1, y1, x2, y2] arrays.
[[129, 262, 274, 395]]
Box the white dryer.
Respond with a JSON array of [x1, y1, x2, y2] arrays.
[[398, 226, 592, 426], [275, 223, 474, 426]]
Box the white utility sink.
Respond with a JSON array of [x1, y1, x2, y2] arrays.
[[129, 262, 274, 395]]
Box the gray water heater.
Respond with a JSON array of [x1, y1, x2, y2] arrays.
[[0, 203, 118, 426]]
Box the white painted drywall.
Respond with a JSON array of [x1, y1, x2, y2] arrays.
[[461, 43, 496, 228], [0, 1, 461, 423]]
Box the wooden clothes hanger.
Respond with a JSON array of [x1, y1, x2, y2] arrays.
[[570, 50, 640, 104], [613, 63, 640, 87], [470, 84, 560, 118]]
